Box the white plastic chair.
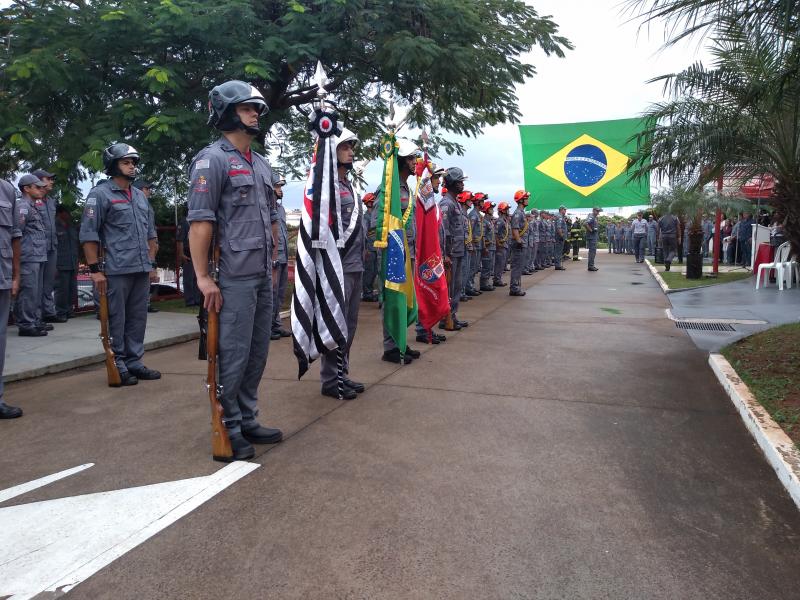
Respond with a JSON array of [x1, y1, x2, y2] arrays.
[[756, 242, 791, 290]]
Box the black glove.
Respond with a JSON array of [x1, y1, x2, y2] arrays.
[[514, 241, 524, 250]]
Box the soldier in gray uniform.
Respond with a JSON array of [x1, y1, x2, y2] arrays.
[[585, 206, 601, 271], [0, 179, 22, 418], [647, 215, 658, 256], [439, 168, 469, 330], [465, 193, 481, 296], [658, 210, 681, 271], [320, 128, 366, 396], [606, 221, 616, 253], [31, 169, 64, 324], [361, 193, 379, 301], [554, 205, 568, 270], [479, 200, 496, 291], [54, 204, 79, 319], [187, 80, 282, 460], [458, 191, 473, 302], [270, 173, 291, 340], [493, 202, 509, 287], [81, 144, 161, 386], [15, 174, 50, 336], [509, 190, 529, 296], [523, 211, 534, 274]]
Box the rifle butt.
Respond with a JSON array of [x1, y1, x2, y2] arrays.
[[207, 309, 233, 461], [99, 292, 122, 387]]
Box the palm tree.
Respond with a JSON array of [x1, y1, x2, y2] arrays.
[[626, 1, 800, 257]]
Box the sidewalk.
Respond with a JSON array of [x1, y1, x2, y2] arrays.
[[4, 312, 199, 383]]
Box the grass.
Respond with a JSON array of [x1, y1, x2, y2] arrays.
[[600, 307, 622, 315], [658, 269, 752, 290], [722, 323, 800, 449]]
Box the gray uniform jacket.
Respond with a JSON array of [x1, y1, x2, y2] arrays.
[[56, 219, 80, 270], [469, 209, 481, 249], [511, 209, 526, 246], [439, 191, 465, 257], [647, 220, 658, 236], [607, 223, 616, 240], [275, 203, 288, 264], [338, 179, 364, 273], [0, 180, 22, 289], [586, 214, 599, 240], [186, 139, 278, 279], [43, 196, 57, 253], [555, 215, 568, 240], [17, 196, 48, 263], [658, 215, 678, 236], [495, 217, 508, 249], [484, 217, 496, 250], [80, 180, 156, 275], [363, 207, 376, 250]]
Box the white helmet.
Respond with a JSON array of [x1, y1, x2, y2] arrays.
[[396, 138, 420, 158], [336, 127, 359, 148]]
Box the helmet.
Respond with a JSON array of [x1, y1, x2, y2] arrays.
[[473, 192, 488, 202], [363, 192, 376, 205], [102, 143, 140, 179], [208, 80, 267, 134], [271, 173, 286, 187], [444, 167, 467, 187], [429, 162, 446, 176], [481, 201, 494, 213], [336, 127, 359, 148], [513, 189, 530, 201], [497, 201, 510, 212], [456, 191, 473, 204], [396, 138, 420, 158]]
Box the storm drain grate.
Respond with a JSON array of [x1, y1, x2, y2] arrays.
[[675, 321, 735, 332]]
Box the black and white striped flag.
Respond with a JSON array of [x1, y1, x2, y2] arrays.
[[290, 108, 348, 379]]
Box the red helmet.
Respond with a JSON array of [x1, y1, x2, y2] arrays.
[[481, 201, 494, 213], [457, 191, 473, 204], [473, 192, 489, 202], [497, 202, 510, 212], [513, 189, 530, 201], [363, 192, 376, 205]]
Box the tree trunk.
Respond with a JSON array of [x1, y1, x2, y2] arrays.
[[782, 196, 800, 259]]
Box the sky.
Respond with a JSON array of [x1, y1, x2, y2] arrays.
[[279, 0, 709, 217]]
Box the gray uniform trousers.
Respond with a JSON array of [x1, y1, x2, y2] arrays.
[[464, 250, 477, 292], [648, 232, 657, 255], [661, 235, 678, 265], [480, 250, 495, 287], [106, 272, 150, 374], [510, 245, 524, 292], [493, 248, 506, 284], [587, 239, 598, 268], [554, 240, 564, 267], [322, 271, 362, 384], [15, 262, 45, 330], [271, 261, 289, 333], [55, 269, 76, 318], [634, 234, 646, 261], [0, 289, 10, 408], [41, 248, 57, 318], [363, 250, 378, 297], [448, 255, 463, 320], [523, 245, 531, 271], [218, 273, 272, 434]]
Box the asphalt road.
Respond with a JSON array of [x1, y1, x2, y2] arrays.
[[2, 252, 800, 599]]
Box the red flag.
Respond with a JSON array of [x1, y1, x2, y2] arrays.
[[414, 179, 450, 331]]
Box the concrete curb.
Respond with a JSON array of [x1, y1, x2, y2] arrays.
[[6, 331, 199, 384], [644, 259, 672, 294], [709, 352, 800, 510]]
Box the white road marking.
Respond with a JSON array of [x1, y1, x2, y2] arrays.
[[0, 461, 259, 600], [0, 463, 94, 505]]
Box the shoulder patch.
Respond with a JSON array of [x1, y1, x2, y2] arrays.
[[194, 159, 210, 171], [86, 197, 97, 206]]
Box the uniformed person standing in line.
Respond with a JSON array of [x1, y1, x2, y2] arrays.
[[522, 210, 534, 274], [465, 192, 481, 297], [554, 205, 568, 270], [509, 190, 529, 296], [547, 212, 556, 267], [647, 215, 658, 256], [493, 202, 509, 287], [270, 173, 291, 340], [439, 168, 469, 331], [471, 193, 488, 293], [569, 217, 583, 260], [319, 128, 366, 396], [187, 80, 282, 459], [132, 180, 160, 313], [457, 191, 474, 303], [0, 178, 23, 418], [31, 169, 64, 325], [15, 174, 50, 336], [54, 204, 80, 320], [479, 200, 496, 291], [81, 144, 161, 385], [585, 206, 601, 271], [606, 220, 616, 254], [361, 192, 379, 301]]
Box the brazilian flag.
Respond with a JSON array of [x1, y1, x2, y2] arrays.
[[518, 118, 649, 209], [373, 132, 417, 355]]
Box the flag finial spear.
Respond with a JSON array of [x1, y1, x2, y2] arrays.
[[314, 61, 329, 104]]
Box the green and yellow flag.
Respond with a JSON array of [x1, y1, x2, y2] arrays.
[[373, 133, 417, 355], [518, 118, 649, 209]]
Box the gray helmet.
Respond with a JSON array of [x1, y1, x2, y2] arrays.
[[17, 173, 45, 192], [102, 143, 140, 178], [271, 172, 286, 186], [444, 167, 467, 187], [208, 80, 267, 134]]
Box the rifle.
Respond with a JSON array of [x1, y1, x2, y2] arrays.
[[197, 304, 207, 361], [98, 290, 122, 387], [206, 246, 233, 462]]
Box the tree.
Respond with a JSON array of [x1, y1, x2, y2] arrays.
[[0, 0, 571, 203], [626, 0, 800, 256]]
